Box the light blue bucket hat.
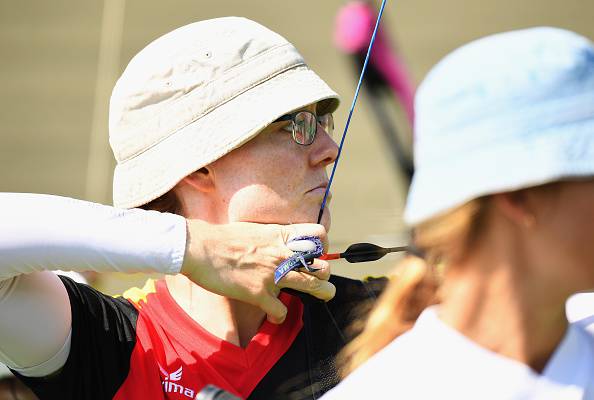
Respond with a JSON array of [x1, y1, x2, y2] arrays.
[[405, 27, 594, 225]]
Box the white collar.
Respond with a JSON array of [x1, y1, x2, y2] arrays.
[[323, 306, 594, 400], [408, 306, 594, 398]]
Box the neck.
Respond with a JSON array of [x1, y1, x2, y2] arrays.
[[438, 250, 569, 373], [165, 274, 267, 348]]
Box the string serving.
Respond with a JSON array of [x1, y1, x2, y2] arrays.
[[317, 0, 389, 224]]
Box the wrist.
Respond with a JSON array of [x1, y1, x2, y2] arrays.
[[180, 219, 210, 279]]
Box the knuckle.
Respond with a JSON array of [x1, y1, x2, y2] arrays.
[[319, 272, 331, 282], [253, 285, 269, 299]]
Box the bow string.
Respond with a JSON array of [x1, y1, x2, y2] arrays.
[[274, 0, 391, 286], [317, 0, 389, 224]]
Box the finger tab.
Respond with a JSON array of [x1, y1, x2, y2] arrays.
[[287, 240, 317, 252]]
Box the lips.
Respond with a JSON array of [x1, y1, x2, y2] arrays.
[[308, 182, 329, 193]]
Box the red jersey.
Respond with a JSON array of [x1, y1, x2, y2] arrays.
[[17, 275, 386, 399], [114, 279, 303, 399]]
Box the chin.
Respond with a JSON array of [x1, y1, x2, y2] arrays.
[[279, 209, 332, 232], [234, 205, 332, 232]]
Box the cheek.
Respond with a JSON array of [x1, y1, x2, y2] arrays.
[[215, 136, 317, 223], [235, 147, 305, 194], [226, 184, 287, 220]]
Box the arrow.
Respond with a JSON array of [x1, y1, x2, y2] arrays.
[[320, 242, 408, 263]]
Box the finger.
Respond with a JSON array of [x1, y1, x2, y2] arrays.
[[298, 259, 330, 280], [259, 296, 288, 324], [277, 272, 336, 301]]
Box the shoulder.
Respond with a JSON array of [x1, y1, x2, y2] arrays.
[[17, 276, 142, 399], [321, 330, 426, 399], [59, 275, 138, 321]]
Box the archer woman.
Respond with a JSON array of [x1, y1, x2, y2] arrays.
[[1, 17, 385, 400], [324, 27, 594, 398]]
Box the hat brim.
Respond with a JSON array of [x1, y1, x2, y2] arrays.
[[0, 363, 13, 379], [113, 66, 339, 209], [404, 117, 594, 225]]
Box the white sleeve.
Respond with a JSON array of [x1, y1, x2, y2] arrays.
[[0, 193, 187, 376], [0, 193, 187, 280]]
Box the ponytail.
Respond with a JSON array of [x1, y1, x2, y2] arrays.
[[338, 257, 439, 376], [339, 197, 489, 377]]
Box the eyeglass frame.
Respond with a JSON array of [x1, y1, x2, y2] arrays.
[[274, 110, 334, 146]]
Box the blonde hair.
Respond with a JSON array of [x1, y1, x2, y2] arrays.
[[339, 197, 489, 377]]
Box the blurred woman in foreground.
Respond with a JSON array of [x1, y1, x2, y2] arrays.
[[324, 27, 594, 398]]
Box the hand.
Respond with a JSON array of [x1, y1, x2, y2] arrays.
[[180, 220, 336, 324]]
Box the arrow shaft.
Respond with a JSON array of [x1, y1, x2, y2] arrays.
[[386, 246, 409, 253]]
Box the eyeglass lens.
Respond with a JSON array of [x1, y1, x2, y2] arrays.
[[293, 112, 316, 144], [293, 112, 334, 145], [317, 113, 334, 137]]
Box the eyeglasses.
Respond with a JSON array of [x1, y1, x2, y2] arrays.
[[275, 111, 334, 146]]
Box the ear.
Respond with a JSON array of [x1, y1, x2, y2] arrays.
[[180, 167, 215, 193], [492, 191, 536, 228]]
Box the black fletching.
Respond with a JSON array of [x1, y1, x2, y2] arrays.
[[342, 243, 408, 263]]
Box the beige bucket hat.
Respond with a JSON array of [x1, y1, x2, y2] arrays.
[[109, 17, 340, 209]]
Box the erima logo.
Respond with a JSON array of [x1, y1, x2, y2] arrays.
[[159, 365, 196, 398]]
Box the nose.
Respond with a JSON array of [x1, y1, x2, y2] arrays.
[[309, 123, 339, 168]]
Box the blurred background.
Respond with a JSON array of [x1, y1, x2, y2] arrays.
[[1, 0, 592, 294]]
